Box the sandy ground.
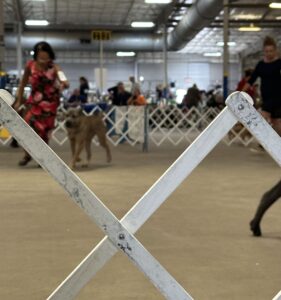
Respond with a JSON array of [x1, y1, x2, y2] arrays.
[[0, 140, 280, 300]]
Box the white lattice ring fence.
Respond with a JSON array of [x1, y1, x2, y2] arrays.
[[0, 102, 257, 149], [0, 89, 280, 299]]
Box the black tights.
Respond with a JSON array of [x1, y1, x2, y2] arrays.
[[250, 180, 281, 236]]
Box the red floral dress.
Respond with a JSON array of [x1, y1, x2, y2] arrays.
[[24, 60, 61, 142]]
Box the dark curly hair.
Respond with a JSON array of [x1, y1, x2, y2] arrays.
[[33, 41, 56, 60]]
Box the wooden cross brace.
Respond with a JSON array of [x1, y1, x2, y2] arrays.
[[0, 90, 280, 299]]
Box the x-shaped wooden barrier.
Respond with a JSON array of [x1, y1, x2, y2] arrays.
[[0, 90, 280, 299]]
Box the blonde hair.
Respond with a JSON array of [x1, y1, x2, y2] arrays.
[[263, 36, 277, 48]]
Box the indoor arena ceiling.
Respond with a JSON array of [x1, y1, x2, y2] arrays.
[[3, 0, 281, 56]]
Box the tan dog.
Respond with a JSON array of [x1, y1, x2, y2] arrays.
[[64, 107, 111, 169]]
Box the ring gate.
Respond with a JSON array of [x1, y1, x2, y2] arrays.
[[0, 90, 280, 300], [0, 104, 257, 149]]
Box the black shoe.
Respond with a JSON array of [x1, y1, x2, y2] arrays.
[[250, 220, 262, 237], [18, 156, 32, 166]]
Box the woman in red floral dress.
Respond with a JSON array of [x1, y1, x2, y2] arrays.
[[14, 41, 69, 166]]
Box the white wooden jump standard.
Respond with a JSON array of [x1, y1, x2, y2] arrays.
[[0, 90, 280, 299], [0, 89, 192, 300], [47, 96, 239, 299], [45, 91, 281, 300]]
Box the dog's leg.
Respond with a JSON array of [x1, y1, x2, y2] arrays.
[[69, 138, 76, 168], [83, 138, 92, 168], [71, 140, 85, 169], [69, 137, 82, 164], [97, 131, 112, 163], [69, 138, 76, 157]]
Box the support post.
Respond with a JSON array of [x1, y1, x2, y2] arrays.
[[17, 22, 23, 79], [99, 39, 104, 95], [0, 0, 5, 72], [163, 25, 168, 90], [223, 0, 229, 100], [134, 56, 138, 82], [142, 106, 149, 152]]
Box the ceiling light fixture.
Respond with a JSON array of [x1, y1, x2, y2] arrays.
[[25, 20, 49, 26], [131, 21, 155, 28], [238, 23, 261, 31], [203, 52, 221, 57], [269, 2, 281, 8], [116, 52, 136, 57], [145, 0, 172, 3], [232, 14, 262, 20], [216, 41, 236, 47]]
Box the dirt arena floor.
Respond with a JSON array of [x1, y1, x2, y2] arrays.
[[0, 140, 280, 300]]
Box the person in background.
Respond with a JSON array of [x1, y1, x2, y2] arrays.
[[236, 69, 256, 104], [198, 90, 208, 110], [67, 89, 82, 106], [129, 76, 140, 94], [243, 36, 281, 136], [237, 69, 253, 91], [127, 87, 147, 106], [14, 41, 69, 166], [107, 82, 132, 136], [237, 69, 260, 108], [79, 76, 89, 102], [156, 84, 163, 103], [182, 84, 201, 109], [108, 81, 131, 106]]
